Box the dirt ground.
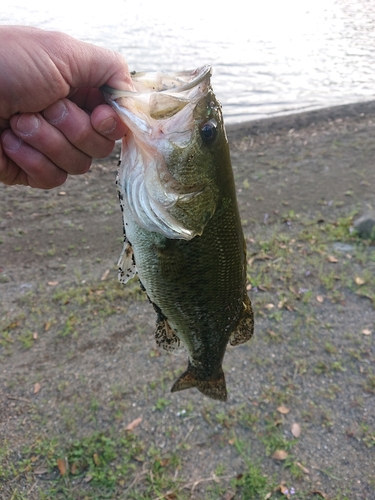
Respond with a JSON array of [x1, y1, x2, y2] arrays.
[[1, 101, 375, 499]]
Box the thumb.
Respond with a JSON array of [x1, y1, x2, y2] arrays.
[[43, 30, 134, 91]]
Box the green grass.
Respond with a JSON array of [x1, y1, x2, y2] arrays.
[[0, 276, 144, 356], [232, 460, 274, 499], [246, 213, 375, 323], [0, 396, 318, 499]]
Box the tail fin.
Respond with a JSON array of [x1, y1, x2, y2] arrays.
[[171, 365, 227, 401]]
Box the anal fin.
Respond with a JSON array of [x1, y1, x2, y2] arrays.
[[229, 293, 254, 346]]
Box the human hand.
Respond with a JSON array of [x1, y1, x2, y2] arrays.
[[0, 26, 131, 189]]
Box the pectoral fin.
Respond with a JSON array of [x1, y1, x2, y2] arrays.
[[229, 294, 254, 346], [171, 364, 227, 401], [118, 239, 137, 284]]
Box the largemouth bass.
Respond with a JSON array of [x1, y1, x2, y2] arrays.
[[102, 66, 253, 401]]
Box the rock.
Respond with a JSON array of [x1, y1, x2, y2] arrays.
[[333, 242, 354, 253], [353, 212, 375, 240]]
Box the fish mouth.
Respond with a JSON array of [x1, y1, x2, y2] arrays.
[[101, 65, 212, 99], [101, 65, 212, 126], [102, 66, 214, 240]]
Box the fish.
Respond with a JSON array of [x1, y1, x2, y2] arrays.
[[102, 66, 254, 401]]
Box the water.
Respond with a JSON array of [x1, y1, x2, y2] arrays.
[[1, 0, 374, 123]]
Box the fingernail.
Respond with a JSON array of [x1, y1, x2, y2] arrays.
[[44, 100, 68, 124], [2, 130, 22, 151], [15, 114, 40, 137], [97, 117, 116, 135]]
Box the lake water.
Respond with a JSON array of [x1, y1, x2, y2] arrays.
[[1, 0, 374, 123]]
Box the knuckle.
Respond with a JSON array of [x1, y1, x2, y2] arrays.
[[73, 127, 92, 148]]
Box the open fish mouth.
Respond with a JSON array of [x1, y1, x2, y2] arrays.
[[102, 66, 216, 240], [101, 65, 212, 99], [101, 65, 212, 138]]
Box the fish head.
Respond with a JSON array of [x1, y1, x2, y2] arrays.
[[102, 66, 228, 240]]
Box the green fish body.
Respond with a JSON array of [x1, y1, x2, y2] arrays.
[[102, 66, 253, 401]]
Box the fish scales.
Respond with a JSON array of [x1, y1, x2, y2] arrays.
[[102, 66, 254, 401]]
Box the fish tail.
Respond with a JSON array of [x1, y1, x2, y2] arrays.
[[171, 365, 227, 401]]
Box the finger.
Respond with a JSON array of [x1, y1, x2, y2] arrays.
[[10, 112, 93, 175], [1, 130, 68, 188], [0, 133, 28, 185], [90, 104, 128, 141], [43, 99, 118, 158]]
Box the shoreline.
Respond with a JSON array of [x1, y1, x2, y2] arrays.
[[226, 99, 375, 137]]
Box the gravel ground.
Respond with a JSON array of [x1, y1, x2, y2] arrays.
[[1, 101, 375, 499]]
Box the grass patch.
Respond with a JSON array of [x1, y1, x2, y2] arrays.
[[0, 276, 145, 355]]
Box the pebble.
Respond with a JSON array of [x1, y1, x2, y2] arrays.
[[333, 242, 354, 253], [353, 211, 375, 240]]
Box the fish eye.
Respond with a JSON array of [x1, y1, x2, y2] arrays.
[[200, 119, 217, 143]]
